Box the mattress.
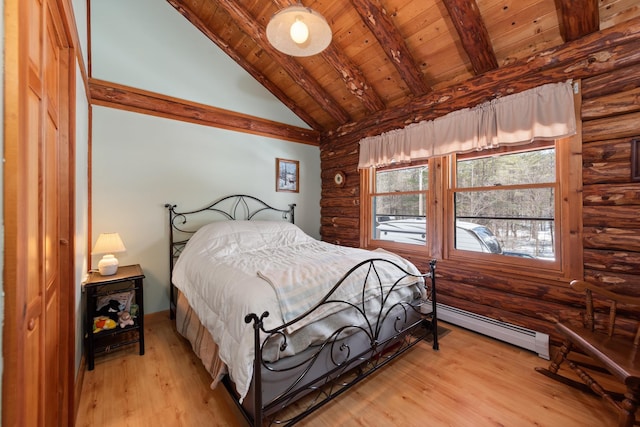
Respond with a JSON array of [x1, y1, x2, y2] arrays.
[[176, 290, 226, 388]]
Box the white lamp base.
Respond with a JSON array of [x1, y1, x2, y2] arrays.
[[98, 254, 119, 276]]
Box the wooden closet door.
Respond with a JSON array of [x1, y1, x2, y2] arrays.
[[3, 0, 74, 425]]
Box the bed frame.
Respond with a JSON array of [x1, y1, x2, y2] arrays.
[[165, 195, 438, 426], [165, 194, 295, 319]]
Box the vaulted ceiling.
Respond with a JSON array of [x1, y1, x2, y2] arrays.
[[165, 0, 640, 138]]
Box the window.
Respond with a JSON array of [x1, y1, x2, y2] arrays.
[[359, 82, 581, 279], [370, 165, 429, 246], [361, 137, 582, 279], [451, 145, 556, 260]]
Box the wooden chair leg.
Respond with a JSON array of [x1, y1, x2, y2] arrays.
[[535, 340, 586, 390], [617, 390, 639, 427], [535, 341, 623, 398], [549, 339, 572, 374], [567, 359, 625, 402], [539, 345, 638, 426]]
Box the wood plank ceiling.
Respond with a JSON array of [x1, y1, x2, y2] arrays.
[[164, 0, 640, 141]]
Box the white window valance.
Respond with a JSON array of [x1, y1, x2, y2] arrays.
[[358, 81, 577, 169]]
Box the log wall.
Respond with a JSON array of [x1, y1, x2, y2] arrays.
[[581, 65, 640, 290], [319, 23, 640, 346]]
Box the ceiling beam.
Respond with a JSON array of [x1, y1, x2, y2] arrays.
[[213, 0, 352, 125], [166, 0, 324, 130], [350, 0, 430, 96], [556, 0, 600, 42], [320, 43, 386, 113], [327, 17, 640, 143], [89, 79, 320, 145], [443, 0, 498, 75]]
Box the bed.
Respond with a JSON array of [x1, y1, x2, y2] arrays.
[[165, 195, 438, 426]]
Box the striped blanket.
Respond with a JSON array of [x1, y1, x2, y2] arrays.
[[256, 244, 422, 333]]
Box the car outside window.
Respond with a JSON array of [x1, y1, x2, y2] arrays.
[[371, 165, 428, 246]]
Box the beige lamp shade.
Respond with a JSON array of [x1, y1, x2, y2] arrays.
[[266, 5, 332, 57], [92, 233, 126, 276]]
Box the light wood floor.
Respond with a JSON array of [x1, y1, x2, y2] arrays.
[[76, 311, 620, 427]]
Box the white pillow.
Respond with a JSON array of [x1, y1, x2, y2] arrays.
[[184, 220, 313, 258]]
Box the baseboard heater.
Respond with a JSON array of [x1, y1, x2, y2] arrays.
[[437, 304, 550, 360]]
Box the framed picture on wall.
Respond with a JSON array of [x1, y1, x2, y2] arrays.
[[276, 158, 299, 193]]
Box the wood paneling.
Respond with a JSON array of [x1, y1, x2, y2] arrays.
[[583, 183, 640, 206], [556, 0, 599, 42], [580, 65, 640, 317], [328, 21, 640, 142], [349, 0, 429, 95], [582, 111, 640, 143], [318, 17, 640, 348], [162, 0, 640, 133], [442, 0, 498, 74]]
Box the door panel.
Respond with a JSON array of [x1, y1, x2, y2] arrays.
[[45, 291, 60, 426], [44, 3, 62, 423], [3, 0, 74, 425], [26, 320, 42, 427], [25, 15, 45, 422]]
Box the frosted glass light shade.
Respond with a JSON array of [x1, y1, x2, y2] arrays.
[[266, 5, 332, 57], [92, 233, 126, 276]]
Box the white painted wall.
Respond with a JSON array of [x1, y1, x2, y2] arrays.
[[74, 64, 90, 375], [90, 0, 322, 315], [73, 0, 90, 379], [90, 0, 309, 128], [72, 0, 88, 68]]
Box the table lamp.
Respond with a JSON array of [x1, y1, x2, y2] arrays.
[[92, 232, 127, 275]]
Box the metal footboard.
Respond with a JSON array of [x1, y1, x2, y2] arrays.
[[239, 258, 437, 426]]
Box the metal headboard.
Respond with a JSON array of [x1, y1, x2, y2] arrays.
[[164, 194, 296, 318]]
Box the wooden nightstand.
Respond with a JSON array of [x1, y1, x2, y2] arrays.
[[83, 264, 145, 370]]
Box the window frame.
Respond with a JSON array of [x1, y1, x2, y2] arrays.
[[360, 159, 436, 256], [444, 141, 563, 273]]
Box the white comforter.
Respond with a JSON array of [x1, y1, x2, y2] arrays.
[[172, 220, 424, 402]]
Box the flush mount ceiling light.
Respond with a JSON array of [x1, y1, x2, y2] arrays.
[[266, 4, 332, 57]]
